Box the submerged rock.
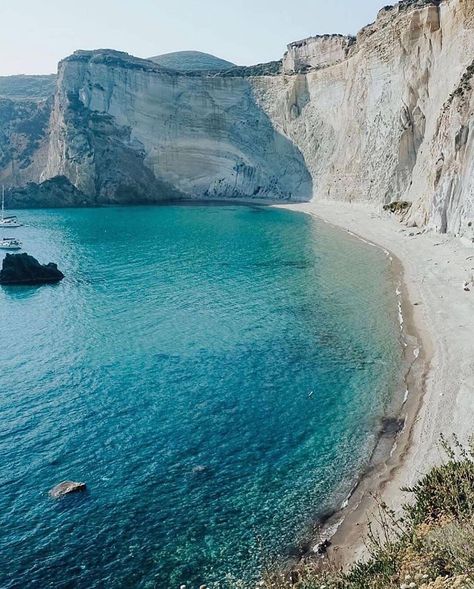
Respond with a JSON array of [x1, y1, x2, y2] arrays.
[[192, 465, 209, 474], [0, 253, 64, 285], [49, 481, 86, 498]]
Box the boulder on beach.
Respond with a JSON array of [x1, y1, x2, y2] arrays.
[[313, 538, 332, 555], [0, 253, 64, 285], [49, 481, 87, 498]]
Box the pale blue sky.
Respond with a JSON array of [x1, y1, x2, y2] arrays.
[[1, 0, 390, 75]]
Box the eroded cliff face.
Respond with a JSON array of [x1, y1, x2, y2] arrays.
[[2, 0, 473, 235], [252, 0, 474, 236], [43, 51, 312, 204]]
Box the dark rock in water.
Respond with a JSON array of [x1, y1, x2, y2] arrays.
[[49, 481, 86, 498], [0, 253, 64, 285]]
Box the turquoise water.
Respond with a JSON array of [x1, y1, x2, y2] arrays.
[[0, 205, 402, 588]]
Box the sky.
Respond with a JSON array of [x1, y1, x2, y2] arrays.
[[1, 0, 391, 76]]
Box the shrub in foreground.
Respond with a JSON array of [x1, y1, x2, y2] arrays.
[[261, 436, 474, 589]]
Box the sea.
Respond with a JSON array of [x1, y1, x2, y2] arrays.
[[0, 204, 403, 588]]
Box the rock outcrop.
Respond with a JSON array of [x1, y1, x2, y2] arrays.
[[283, 35, 354, 74], [6, 176, 88, 208], [0, 0, 473, 236], [0, 253, 64, 285], [49, 481, 86, 498]]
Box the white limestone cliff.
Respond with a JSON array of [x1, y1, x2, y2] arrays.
[[251, 0, 474, 237], [43, 51, 312, 203], [283, 35, 354, 74]]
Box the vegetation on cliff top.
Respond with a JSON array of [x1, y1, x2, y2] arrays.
[[64, 49, 282, 78], [148, 50, 235, 72], [261, 435, 474, 589], [380, 0, 443, 13], [0, 97, 51, 172], [0, 74, 56, 101], [213, 61, 282, 78]]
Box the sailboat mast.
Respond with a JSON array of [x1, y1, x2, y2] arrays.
[[1, 186, 4, 222]]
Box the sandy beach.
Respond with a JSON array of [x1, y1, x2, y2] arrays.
[[278, 200, 474, 565]]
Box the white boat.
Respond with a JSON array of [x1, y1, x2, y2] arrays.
[[0, 237, 22, 250], [0, 186, 22, 228]]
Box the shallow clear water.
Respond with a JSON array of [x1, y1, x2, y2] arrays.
[[0, 205, 402, 588]]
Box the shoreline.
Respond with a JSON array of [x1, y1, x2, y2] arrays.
[[276, 200, 474, 566], [314, 222, 430, 567]]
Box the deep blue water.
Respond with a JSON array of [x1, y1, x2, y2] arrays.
[[0, 205, 402, 588]]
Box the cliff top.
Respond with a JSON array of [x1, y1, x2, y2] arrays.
[[61, 0, 447, 81], [287, 34, 354, 50], [286, 0, 443, 54], [61, 49, 281, 78], [61, 49, 169, 74], [378, 0, 442, 14]]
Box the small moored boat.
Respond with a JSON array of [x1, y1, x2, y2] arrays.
[[0, 237, 22, 250], [0, 186, 22, 228]]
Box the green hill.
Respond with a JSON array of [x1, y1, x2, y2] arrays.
[[148, 50, 235, 72], [0, 74, 56, 101]]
